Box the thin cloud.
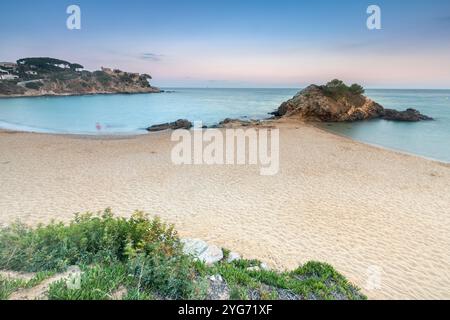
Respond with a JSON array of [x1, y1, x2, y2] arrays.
[[140, 53, 164, 61]]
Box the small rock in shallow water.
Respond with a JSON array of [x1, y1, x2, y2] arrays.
[[146, 119, 193, 132], [381, 108, 433, 122]]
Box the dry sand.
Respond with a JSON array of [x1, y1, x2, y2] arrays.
[[0, 122, 449, 300]]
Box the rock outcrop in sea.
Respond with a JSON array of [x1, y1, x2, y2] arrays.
[[146, 119, 193, 132], [272, 80, 433, 122], [381, 108, 433, 122]]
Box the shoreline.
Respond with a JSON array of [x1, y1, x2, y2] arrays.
[[312, 123, 450, 166], [1, 119, 449, 166], [1, 122, 450, 299], [0, 89, 162, 99]]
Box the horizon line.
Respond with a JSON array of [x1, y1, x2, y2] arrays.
[[158, 86, 450, 91]]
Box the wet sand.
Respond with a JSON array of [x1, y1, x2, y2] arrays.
[[0, 122, 449, 299]]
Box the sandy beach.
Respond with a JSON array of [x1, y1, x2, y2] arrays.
[[0, 121, 449, 300]]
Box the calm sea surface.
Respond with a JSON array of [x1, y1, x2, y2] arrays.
[[320, 89, 450, 162], [0, 88, 449, 162]]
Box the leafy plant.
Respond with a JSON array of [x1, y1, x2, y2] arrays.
[[321, 79, 365, 99], [24, 81, 42, 90], [349, 83, 365, 95], [127, 252, 195, 299], [48, 264, 127, 300], [0, 211, 366, 300], [0, 210, 181, 272]]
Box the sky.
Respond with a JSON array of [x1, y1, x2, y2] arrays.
[[1, 0, 450, 88]]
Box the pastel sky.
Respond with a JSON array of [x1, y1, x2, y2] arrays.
[[1, 0, 450, 88]]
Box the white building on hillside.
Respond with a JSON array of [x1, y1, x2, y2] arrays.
[[0, 74, 19, 80], [54, 63, 70, 69], [0, 68, 19, 80]]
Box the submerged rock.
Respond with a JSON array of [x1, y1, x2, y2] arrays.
[[274, 81, 432, 123], [181, 239, 223, 265], [146, 119, 193, 132], [381, 108, 433, 122]]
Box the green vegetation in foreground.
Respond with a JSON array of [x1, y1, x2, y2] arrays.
[[0, 210, 366, 300], [0, 271, 54, 300]]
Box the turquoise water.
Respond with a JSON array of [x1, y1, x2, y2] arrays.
[[0, 88, 297, 135], [321, 90, 450, 162], [0, 88, 449, 162]]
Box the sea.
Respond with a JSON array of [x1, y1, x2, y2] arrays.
[[0, 88, 449, 162]]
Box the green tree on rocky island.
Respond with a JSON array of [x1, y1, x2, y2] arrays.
[[321, 79, 365, 98]]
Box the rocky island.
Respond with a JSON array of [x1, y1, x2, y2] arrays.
[[0, 58, 160, 97], [138, 79, 434, 132], [272, 79, 433, 122]]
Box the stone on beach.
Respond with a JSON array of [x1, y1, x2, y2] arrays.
[[213, 118, 263, 129], [246, 262, 270, 272], [227, 252, 241, 263], [246, 266, 261, 272], [260, 262, 270, 271], [181, 238, 224, 265], [207, 274, 230, 300]]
